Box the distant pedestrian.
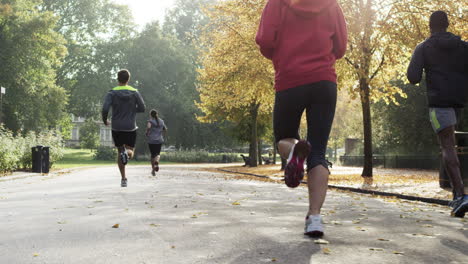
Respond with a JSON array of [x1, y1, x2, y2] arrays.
[[102, 69, 146, 187], [256, 0, 347, 237], [146, 109, 167, 176], [407, 11, 468, 217]]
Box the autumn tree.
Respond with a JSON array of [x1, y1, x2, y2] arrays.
[[0, 1, 67, 132], [197, 0, 274, 166], [337, 0, 466, 178]]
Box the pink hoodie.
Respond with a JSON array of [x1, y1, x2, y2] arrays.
[[256, 0, 347, 91]]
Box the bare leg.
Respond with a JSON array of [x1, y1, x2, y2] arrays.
[[307, 165, 329, 215], [278, 138, 299, 159], [154, 155, 160, 171], [438, 126, 465, 198], [117, 146, 126, 180]]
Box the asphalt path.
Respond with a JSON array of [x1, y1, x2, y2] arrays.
[[0, 165, 467, 264]]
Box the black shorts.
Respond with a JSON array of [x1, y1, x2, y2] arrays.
[[148, 144, 162, 158], [112, 130, 137, 148], [274, 81, 337, 170]]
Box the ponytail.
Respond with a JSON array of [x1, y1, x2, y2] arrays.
[[150, 109, 160, 126]]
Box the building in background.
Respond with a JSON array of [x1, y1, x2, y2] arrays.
[[66, 115, 113, 147]]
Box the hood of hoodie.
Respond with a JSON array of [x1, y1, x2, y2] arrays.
[[430, 32, 463, 50], [282, 0, 337, 17], [112, 90, 135, 102]]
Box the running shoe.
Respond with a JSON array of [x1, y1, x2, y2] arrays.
[[304, 215, 324, 237], [121, 178, 127, 187], [449, 195, 468, 218], [151, 170, 156, 176], [284, 140, 311, 188], [120, 149, 129, 165], [154, 161, 159, 172]]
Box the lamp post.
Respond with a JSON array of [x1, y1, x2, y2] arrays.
[[0, 87, 5, 124]]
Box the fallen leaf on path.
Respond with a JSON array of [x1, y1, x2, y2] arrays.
[[232, 201, 241, 206], [191, 215, 198, 218], [352, 220, 361, 224], [377, 238, 390, 241], [57, 221, 67, 224], [460, 228, 468, 231], [392, 251, 405, 255], [314, 239, 329, 244], [322, 248, 331, 255], [369, 248, 384, 251], [330, 221, 342, 225], [112, 224, 119, 228], [94, 200, 103, 203], [421, 224, 433, 228], [171, 246, 176, 249], [271, 258, 277, 262], [149, 224, 160, 227]]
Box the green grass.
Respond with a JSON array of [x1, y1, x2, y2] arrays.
[[53, 148, 169, 169]]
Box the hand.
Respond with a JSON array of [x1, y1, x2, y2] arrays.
[[105, 120, 111, 126]]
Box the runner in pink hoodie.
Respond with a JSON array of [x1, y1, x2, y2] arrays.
[[256, 0, 347, 237]]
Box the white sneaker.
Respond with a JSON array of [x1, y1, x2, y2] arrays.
[[304, 215, 324, 237]]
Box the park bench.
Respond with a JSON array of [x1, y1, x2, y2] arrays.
[[262, 156, 273, 165], [240, 154, 250, 167]]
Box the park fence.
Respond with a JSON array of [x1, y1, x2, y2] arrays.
[[340, 155, 439, 170]]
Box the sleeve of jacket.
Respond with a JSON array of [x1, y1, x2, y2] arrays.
[[101, 92, 112, 124], [332, 4, 348, 59], [135, 91, 146, 113], [255, 0, 282, 60], [407, 44, 424, 84]]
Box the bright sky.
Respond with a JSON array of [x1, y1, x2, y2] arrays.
[[114, 0, 177, 26]]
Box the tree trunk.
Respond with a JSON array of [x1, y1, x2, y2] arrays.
[[273, 141, 277, 164], [334, 142, 338, 163], [248, 103, 259, 167], [360, 78, 373, 177], [281, 158, 287, 170], [258, 139, 263, 165]]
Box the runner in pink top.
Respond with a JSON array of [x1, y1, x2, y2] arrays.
[[256, 0, 347, 237]]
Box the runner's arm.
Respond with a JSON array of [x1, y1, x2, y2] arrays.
[[135, 91, 146, 113], [146, 121, 151, 136], [332, 4, 348, 60], [255, 0, 282, 60], [102, 92, 112, 126], [407, 44, 424, 84]]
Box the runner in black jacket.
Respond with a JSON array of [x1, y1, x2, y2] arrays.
[[407, 11, 468, 217]]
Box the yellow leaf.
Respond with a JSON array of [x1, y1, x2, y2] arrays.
[[232, 201, 241, 206], [112, 224, 119, 228], [33, 253, 39, 257], [314, 239, 330, 245], [377, 238, 390, 241], [271, 258, 277, 262], [322, 248, 331, 255], [369, 248, 384, 251], [393, 251, 405, 255]]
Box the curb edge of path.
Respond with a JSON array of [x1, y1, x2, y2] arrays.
[[217, 168, 450, 206]]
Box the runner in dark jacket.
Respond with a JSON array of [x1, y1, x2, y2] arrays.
[[102, 69, 146, 187], [407, 11, 468, 218]]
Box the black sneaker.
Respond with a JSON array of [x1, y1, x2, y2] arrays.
[[449, 196, 468, 218], [120, 149, 129, 165], [121, 178, 127, 187]]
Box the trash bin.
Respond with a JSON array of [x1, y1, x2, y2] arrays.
[[41, 146, 50, 173], [31, 145, 50, 173], [32, 146, 43, 173], [439, 132, 468, 194]]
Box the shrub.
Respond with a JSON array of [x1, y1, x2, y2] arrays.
[[94, 146, 117, 161], [0, 126, 64, 173], [161, 151, 242, 163], [80, 119, 100, 150]]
